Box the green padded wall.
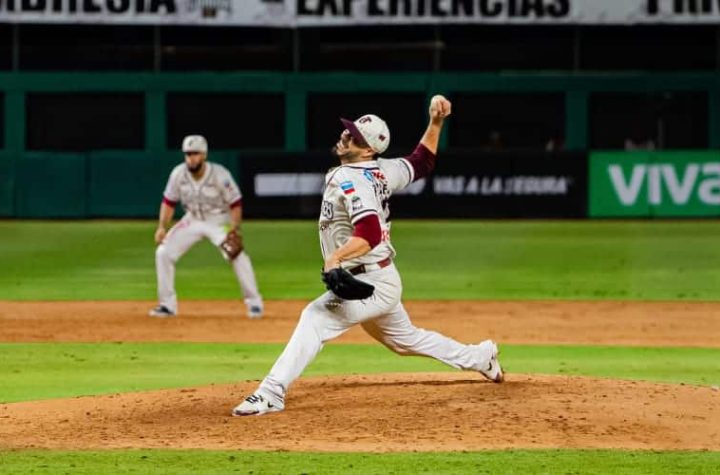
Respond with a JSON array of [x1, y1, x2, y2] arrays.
[[15, 154, 86, 218], [0, 153, 15, 217]]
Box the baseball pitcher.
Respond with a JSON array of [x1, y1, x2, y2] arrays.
[[149, 135, 264, 319], [232, 96, 503, 416]]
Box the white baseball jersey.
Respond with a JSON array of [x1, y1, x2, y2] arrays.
[[163, 162, 241, 220], [319, 158, 415, 268]]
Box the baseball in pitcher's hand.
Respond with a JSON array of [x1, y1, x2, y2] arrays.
[[154, 227, 167, 245], [429, 95, 452, 120]]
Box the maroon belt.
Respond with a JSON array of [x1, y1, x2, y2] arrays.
[[348, 257, 392, 276]]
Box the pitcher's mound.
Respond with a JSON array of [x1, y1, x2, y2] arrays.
[[1, 373, 718, 452]]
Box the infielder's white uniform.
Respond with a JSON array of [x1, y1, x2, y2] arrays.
[[245, 157, 496, 410], [155, 162, 263, 315]]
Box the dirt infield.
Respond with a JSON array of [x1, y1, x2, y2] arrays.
[[1, 300, 719, 451], [2, 300, 719, 346], [2, 374, 718, 451]]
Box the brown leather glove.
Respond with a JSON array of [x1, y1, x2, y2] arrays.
[[220, 229, 244, 260]]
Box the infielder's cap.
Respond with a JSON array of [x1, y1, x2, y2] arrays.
[[182, 135, 208, 153], [340, 114, 390, 154]]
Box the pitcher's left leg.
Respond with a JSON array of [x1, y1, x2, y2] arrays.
[[361, 303, 503, 381]]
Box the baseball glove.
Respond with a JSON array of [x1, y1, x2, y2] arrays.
[[220, 229, 244, 260], [321, 268, 375, 300]]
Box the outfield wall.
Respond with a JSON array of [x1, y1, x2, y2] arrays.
[[1, 72, 719, 155], [1, 71, 719, 218], [1, 150, 719, 219], [0, 151, 239, 218]]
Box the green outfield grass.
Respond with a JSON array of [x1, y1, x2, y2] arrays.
[[1, 449, 718, 474], [1, 343, 717, 403], [1, 220, 720, 301]]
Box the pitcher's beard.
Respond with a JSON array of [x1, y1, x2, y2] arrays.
[[332, 145, 356, 161]]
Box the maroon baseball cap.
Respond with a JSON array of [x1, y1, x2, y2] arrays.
[[340, 118, 368, 147]]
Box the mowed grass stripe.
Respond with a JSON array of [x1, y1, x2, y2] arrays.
[[0, 449, 718, 474], [1, 343, 717, 403], [2, 220, 720, 300]]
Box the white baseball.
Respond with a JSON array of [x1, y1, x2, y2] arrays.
[[430, 95, 450, 117]]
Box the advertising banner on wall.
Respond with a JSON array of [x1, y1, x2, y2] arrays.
[[589, 151, 720, 217], [239, 150, 587, 219], [2, 0, 720, 26]]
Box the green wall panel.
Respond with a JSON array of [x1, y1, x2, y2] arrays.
[[87, 151, 241, 218], [0, 154, 16, 217], [87, 153, 174, 217], [15, 154, 86, 218]]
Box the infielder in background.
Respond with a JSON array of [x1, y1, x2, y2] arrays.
[[233, 95, 503, 416], [149, 135, 264, 319]]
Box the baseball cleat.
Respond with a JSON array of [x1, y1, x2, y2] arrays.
[[477, 339, 504, 383], [247, 305, 264, 319], [148, 305, 176, 318], [232, 392, 283, 416]]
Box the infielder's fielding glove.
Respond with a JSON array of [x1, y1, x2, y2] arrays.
[[220, 230, 244, 260], [321, 268, 375, 300]]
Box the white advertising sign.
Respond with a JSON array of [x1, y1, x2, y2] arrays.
[[1, 0, 719, 26]]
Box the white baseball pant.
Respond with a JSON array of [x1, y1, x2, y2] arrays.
[[257, 263, 485, 403], [155, 214, 262, 314]]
